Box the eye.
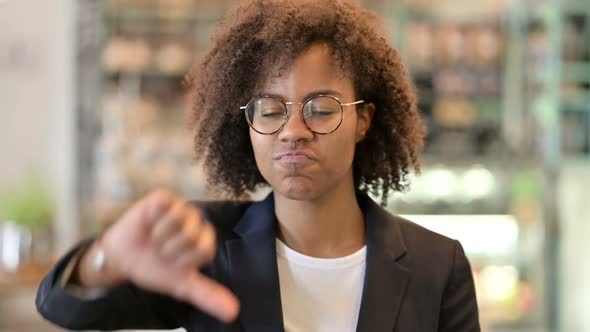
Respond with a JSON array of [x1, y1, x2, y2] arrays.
[[305, 106, 338, 117], [260, 108, 285, 117]]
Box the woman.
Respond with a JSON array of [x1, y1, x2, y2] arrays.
[[36, 0, 480, 331]]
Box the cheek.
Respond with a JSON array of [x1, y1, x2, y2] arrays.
[[249, 131, 272, 173], [322, 124, 357, 173]]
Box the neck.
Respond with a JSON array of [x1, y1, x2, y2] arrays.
[[274, 174, 365, 258]]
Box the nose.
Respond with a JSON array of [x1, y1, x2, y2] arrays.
[[277, 104, 314, 142]]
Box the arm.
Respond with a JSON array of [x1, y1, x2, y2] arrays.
[[36, 191, 239, 330], [438, 240, 481, 332], [35, 239, 191, 331]]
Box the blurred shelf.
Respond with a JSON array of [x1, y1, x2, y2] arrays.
[[103, 8, 223, 23], [403, 214, 519, 261], [410, 65, 504, 75], [562, 91, 590, 112], [408, 17, 504, 27], [419, 153, 541, 167], [563, 0, 590, 16], [405, 8, 504, 26], [103, 20, 198, 34], [104, 69, 190, 79], [562, 62, 590, 84]]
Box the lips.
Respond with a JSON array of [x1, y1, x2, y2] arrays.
[[272, 151, 317, 161], [277, 154, 311, 162], [272, 151, 317, 167]]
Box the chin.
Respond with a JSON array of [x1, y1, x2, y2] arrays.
[[275, 176, 319, 201]]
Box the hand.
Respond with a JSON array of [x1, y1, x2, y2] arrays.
[[77, 189, 240, 323]]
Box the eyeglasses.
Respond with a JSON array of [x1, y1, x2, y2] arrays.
[[240, 95, 364, 135]]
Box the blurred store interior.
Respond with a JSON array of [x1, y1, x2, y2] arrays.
[[1, 0, 589, 331]]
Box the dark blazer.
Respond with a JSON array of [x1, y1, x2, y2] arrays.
[[36, 193, 480, 331]]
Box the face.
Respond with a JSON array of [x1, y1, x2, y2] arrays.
[[249, 43, 373, 201]]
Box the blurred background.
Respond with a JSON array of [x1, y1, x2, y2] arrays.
[[0, 0, 589, 331]]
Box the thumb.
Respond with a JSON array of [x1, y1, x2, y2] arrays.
[[171, 271, 240, 323]]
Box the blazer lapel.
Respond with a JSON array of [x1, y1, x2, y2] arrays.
[[226, 193, 285, 332], [355, 195, 411, 332]]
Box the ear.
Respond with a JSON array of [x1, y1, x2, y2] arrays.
[[355, 102, 375, 143]]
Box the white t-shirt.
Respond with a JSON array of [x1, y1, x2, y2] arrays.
[[276, 238, 367, 332]]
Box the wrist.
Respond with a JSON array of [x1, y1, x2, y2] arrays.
[[76, 236, 127, 288]]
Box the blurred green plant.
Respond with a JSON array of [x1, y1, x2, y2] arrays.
[[0, 175, 54, 229]]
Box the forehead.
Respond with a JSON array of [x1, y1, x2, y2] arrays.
[[256, 43, 354, 97]]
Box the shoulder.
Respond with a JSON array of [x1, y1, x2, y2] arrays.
[[395, 214, 458, 252], [388, 216, 480, 330], [391, 214, 464, 277]]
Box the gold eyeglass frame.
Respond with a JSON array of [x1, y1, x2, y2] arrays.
[[240, 94, 364, 135]]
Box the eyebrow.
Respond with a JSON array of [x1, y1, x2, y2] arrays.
[[261, 89, 343, 102]]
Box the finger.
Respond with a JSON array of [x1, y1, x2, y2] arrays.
[[174, 249, 200, 270], [151, 200, 186, 248], [119, 191, 160, 230], [146, 189, 177, 224], [165, 210, 202, 262], [162, 231, 193, 260], [175, 222, 215, 268], [162, 205, 205, 259], [183, 207, 204, 241], [173, 272, 240, 323], [194, 222, 216, 266]]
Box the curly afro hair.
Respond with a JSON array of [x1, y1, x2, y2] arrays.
[[186, 0, 427, 204]]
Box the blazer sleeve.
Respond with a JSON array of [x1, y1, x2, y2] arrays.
[[438, 240, 481, 332], [35, 239, 192, 331]]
